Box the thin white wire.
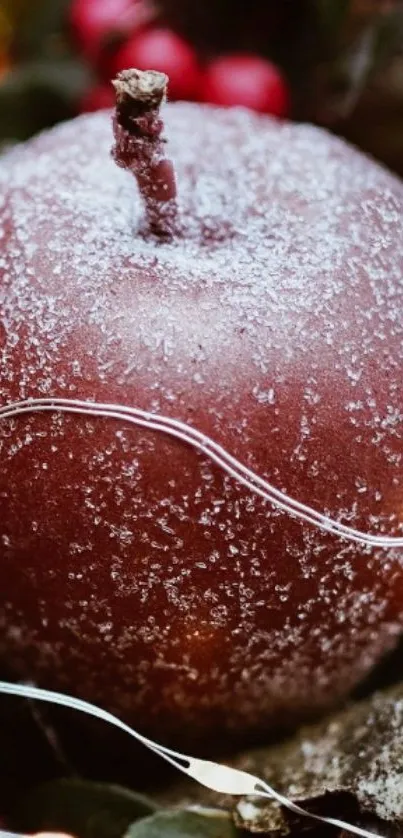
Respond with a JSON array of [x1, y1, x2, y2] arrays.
[[1, 397, 402, 549], [0, 680, 385, 838]]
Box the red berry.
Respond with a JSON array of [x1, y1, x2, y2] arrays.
[[200, 54, 290, 117], [70, 0, 150, 57], [80, 83, 115, 113], [112, 28, 202, 101]]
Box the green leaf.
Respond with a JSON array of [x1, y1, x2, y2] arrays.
[[0, 59, 92, 142], [125, 807, 240, 838], [10, 0, 72, 62], [9, 778, 159, 838]]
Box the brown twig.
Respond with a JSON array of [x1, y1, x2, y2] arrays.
[[111, 68, 178, 238]]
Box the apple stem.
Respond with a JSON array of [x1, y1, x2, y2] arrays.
[[111, 68, 178, 239]]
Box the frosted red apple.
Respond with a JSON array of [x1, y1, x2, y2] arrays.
[[0, 79, 403, 748]]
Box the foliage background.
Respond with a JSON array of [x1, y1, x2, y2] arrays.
[[0, 0, 402, 174]]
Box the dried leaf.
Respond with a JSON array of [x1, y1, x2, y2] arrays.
[[159, 684, 403, 835], [8, 778, 158, 838]]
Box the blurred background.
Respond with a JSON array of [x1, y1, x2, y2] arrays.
[[0, 0, 402, 174]]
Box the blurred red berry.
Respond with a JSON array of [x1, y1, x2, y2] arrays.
[[112, 28, 202, 100], [200, 54, 290, 116], [80, 83, 115, 112], [70, 0, 151, 57]]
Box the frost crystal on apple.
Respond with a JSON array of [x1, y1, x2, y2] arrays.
[[0, 103, 402, 746]]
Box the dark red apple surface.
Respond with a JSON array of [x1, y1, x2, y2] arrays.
[[0, 102, 403, 747]]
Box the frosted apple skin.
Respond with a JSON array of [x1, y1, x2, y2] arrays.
[[0, 104, 403, 746]]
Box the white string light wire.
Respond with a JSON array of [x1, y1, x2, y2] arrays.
[[0, 680, 388, 838], [1, 396, 403, 548], [0, 397, 397, 836]]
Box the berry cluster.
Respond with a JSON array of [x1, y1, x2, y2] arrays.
[[71, 0, 289, 117]]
